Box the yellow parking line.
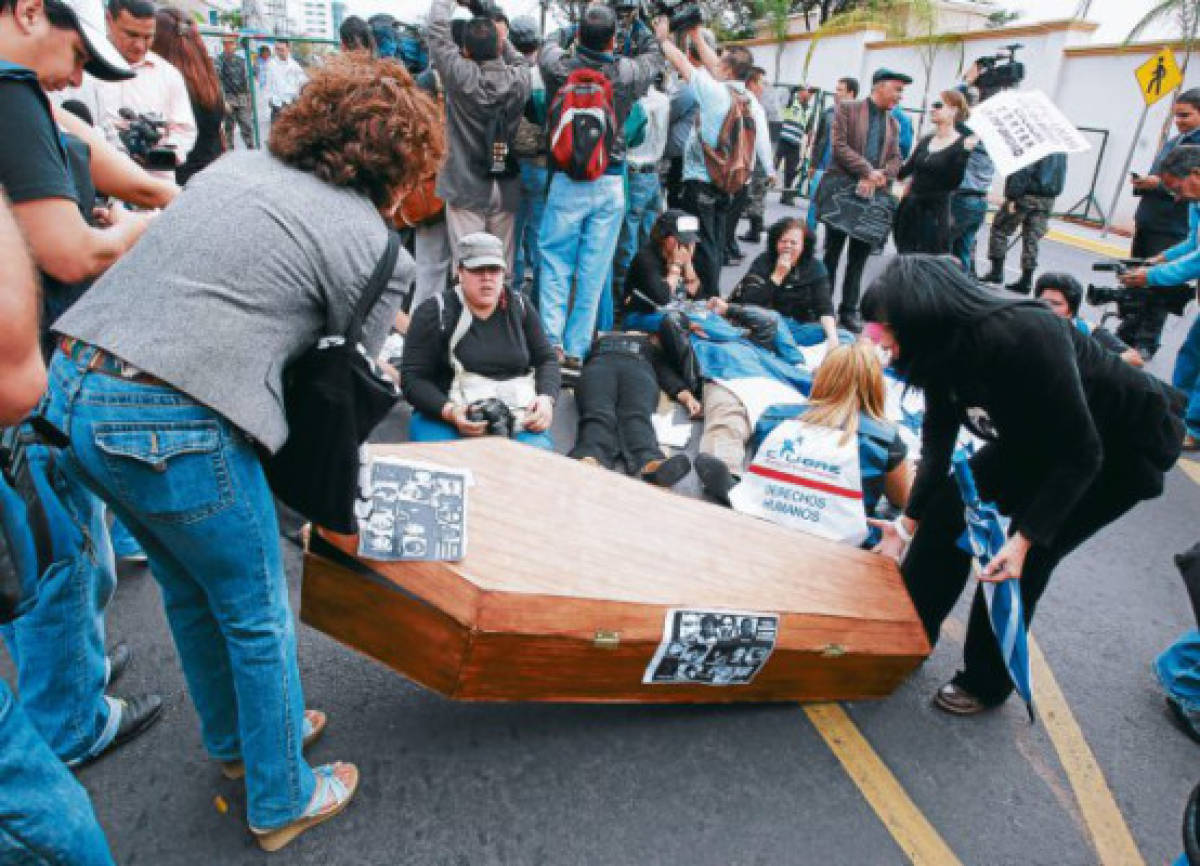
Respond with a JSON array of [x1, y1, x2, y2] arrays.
[[1180, 458, 1200, 486], [1027, 636, 1146, 866], [804, 704, 962, 865]]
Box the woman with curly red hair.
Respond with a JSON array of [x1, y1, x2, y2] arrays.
[[47, 55, 444, 851]]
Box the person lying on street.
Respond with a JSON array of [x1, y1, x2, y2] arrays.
[[401, 231, 561, 449]]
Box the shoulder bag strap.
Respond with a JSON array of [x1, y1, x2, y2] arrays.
[[345, 230, 401, 343]]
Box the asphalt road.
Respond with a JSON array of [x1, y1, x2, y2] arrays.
[[4, 198, 1198, 865]]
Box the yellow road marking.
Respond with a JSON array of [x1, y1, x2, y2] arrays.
[[1027, 636, 1145, 866], [804, 704, 962, 865], [1180, 458, 1200, 486]]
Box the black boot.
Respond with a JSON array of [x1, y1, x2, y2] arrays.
[[1006, 269, 1034, 295], [981, 257, 1005, 284], [739, 216, 762, 244]]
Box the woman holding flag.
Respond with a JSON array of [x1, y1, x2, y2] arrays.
[[863, 255, 1186, 716]]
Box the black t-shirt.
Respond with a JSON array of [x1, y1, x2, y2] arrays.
[[0, 77, 95, 349], [622, 245, 674, 315], [400, 289, 561, 418]]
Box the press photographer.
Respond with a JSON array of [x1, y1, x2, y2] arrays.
[[1034, 271, 1144, 367], [1119, 143, 1200, 450]]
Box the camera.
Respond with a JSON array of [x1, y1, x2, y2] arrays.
[[974, 44, 1026, 100], [645, 0, 703, 33], [462, 0, 500, 17], [1086, 259, 1194, 326], [116, 109, 177, 171], [467, 398, 517, 438]]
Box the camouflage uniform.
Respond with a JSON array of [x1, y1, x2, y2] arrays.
[[745, 167, 769, 223], [987, 194, 1055, 272]]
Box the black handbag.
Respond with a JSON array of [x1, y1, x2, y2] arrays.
[[813, 172, 897, 253], [262, 231, 402, 533]]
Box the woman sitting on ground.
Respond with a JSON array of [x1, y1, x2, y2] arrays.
[[729, 218, 845, 353], [48, 55, 441, 850], [401, 232, 560, 448], [732, 341, 913, 547], [622, 208, 704, 334]]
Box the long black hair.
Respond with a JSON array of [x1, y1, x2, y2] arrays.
[[861, 255, 1017, 388]]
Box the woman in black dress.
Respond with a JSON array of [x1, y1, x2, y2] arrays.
[[152, 8, 227, 186], [893, 91, 975, 254], [864, 256, 1186, 715]]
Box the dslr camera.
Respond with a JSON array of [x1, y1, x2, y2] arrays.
[[117, 108, 177, 171], [467, 398, 517, 438], [645, 0, 703, 33], [1086, 259, 1194, 327]]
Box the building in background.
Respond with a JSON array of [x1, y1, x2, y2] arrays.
[[290, 0, 332, 38], [331, 0, 346, 35]]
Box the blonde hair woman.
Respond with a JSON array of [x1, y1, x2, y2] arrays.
[[735, 342, 912, 548]]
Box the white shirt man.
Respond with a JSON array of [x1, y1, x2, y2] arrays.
[[626, 83, 671, 169], [262, 43, 307, 117], [87, 51, 195, 157]]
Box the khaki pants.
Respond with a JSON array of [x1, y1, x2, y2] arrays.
[[445, 203, 516, 279], [699, 382, 751, 475]]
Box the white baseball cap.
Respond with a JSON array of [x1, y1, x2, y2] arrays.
[[58, 0, 135, 82]]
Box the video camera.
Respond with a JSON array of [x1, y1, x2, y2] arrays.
[[116, 108, 177, 171], [974, 44, 1025, 100], [644, 0, 703, 33], [1086, 259, 1195, 326]]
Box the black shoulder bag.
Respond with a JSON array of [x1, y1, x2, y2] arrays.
[[262, 232, 402, 533]]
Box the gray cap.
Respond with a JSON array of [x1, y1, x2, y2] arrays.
[[510, 16, 541, 52], [458, 232, 507, 271]]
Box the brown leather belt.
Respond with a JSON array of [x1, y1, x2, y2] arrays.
[[58, 337, 165, 387]]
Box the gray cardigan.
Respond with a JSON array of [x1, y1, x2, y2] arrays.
[[55, 150, 414, 452]]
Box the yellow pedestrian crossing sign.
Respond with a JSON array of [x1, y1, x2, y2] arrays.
[[1136, 48, 1183, 106]]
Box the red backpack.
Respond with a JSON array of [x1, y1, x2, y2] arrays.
[[547, 67, 617, 181]]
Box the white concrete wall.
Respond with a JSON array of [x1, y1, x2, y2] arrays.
[[744, 22, 1200, 231]]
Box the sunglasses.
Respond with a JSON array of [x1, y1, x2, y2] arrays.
[[931, 101, 944, 109]]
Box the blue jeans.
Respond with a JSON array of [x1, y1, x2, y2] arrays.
[[109, 515, 143, 558], [409, 410, 554, 450], [0, 679, 115, 864], [785, 319, 854, 347], [1156, 630, 1200, 713], [615, 170, 662, 285], [538, 172, 626, 359], [950, 194, 989, 273], [806, 169, 824, 233], [1173, 314, 1200, 437], [0, 435, 118, 766], [513, 160, 549, 307], [43, 349, 316, 830]]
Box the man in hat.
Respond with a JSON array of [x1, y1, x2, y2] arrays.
[[0, 0, 167, 771], [821, 67, 908, 333], [215, 32, 254, 148]]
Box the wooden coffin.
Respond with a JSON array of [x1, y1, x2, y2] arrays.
[[301, 439, 930, 704]]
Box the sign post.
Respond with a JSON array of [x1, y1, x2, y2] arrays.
[[1102, 48, 1184, 237]]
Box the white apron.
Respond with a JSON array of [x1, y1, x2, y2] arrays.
[[445, 287, 537, 426]]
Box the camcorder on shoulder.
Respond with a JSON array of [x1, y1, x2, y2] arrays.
[[974, 44, 1025, 100], [117, 108, 177, 171], [1087, 258, 1195, 328]]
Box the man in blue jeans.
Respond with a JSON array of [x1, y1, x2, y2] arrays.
[[0, 111, 113, 866], [537, 5, 665, 370], [1120, 144, 1200, 451], [0, 0, 165, 770], [510, 16, 548, 304], [614, 73, 670, 293]]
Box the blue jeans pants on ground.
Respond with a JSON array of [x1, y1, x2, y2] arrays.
[[615, 170, 663, 286], [1174, 314, 1200, 438], [0, 438, 118, 766], [785, 319, 854, 347], [513, 160, 549, 308], [0, 679, 115, 865], [43, 349, 316, 830], [409, 410, 554, 450], [538, 172, 626, 359], [950, 193, 989, 274]]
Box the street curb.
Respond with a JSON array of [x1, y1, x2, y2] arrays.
[[1043, 228, 1130, 260]]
